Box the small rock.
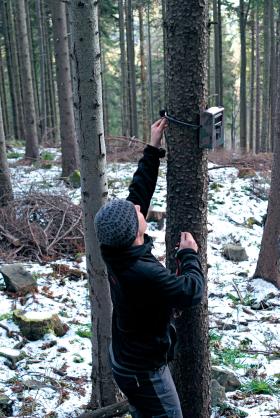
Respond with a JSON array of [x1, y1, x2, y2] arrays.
[[0, 264, 37, 295], [0, 348, 24, 366], [238, 271, 248, 277], [212, 366, 241, 392], [222, 244, 248, 262], [211, 379, 226, 407], [13, 310, 69, 341], [215, 320, 236, 330], [238, 168, 256, 178], [251, 301, 270, 310], [0, 393, 13, 416]]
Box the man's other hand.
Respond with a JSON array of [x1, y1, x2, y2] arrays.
[[150, 118, 168, 148], [179, 232, 198, 252]]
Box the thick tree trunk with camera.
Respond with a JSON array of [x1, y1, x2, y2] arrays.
[[254, 21, 280, 289], [16, 0, 39, 159], [71, 0, 116, 409], [165, 1, 210, 417], [50, 0, 79, 178], [0, 101, 13, 206]]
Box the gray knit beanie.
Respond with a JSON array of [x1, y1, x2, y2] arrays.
[[94, 199, 139, 248]]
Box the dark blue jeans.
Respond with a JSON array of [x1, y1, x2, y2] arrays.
[[110, 350, 183, 417]]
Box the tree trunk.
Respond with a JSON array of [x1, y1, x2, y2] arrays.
[[147, 0, 154, 123], [126, 0, 138, 137], [71, 0, 116, 408], [254, 36, 280, 289], [260, 0, 271, 153], [44, 3, 59, 144], [165, 1, 210, 417], [249, 9, 255, 153], [36, 0, 47, 142], [50, 0, 79, 177], [269, 0, 277, 152], [101, 48, 109, 137], [16, 0, 39, 159], [0, 46, 9, 138], [138, 4, 149, 142], [255, 2, 261, 154], [217, 0, 223, 105], [213, 0, 223, 106], [26, 0, 40, 131], [0, 100, 13, 206], [161, 0, 167, 106], [239, 0, 247, 151], [118, 0, 129, 136], [8, 0, 26, 141], [2, 0, 19, 139]]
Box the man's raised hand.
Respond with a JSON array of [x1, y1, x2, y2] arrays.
[[150, 118, 168, 148]]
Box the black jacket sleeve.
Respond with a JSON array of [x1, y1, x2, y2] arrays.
[[127, 145, 165, 217], [148, 249, 205, 308]]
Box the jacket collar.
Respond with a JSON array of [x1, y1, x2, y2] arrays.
[[101, 234, 153, 268]]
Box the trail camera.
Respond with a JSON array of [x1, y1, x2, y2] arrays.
[[199, 106, 224, 149]]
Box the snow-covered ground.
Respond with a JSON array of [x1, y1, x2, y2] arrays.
[[0, 149, 279, 417]]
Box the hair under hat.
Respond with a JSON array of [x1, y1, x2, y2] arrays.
[[94, 199, 139, 248]]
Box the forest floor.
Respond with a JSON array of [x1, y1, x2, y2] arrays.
[[0, 146, 279, 418]]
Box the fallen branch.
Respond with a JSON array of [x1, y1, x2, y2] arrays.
[[78, 400, 129, 418], [232, 280, 244, 304], [0, 192, 84, 262], [241, 349, 280, 357], [0, 224, 21, 247], [208, 165, 235, 171], [0, 323, 18, 338]]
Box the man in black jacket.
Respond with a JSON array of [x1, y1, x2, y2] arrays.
[[94, 118, 205, 418]]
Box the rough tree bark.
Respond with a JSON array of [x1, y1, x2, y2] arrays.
[[165, 1, 210, 417], [0, 46, 9, 137], [16, 0, 39, 159], [269, 0, 277, 152], [118, 0, 129, 136], [249, 8, 255, 153], [254, 35, 280, 289], [255, 2, 261, 154], [260, 0, 271, 153], [44, 3, 59, 144], [213, 0, 223, 106], [126, 0, 138, 137], [2, 0, 23, 140], [71, 0, 116, 409], [138, 4, 149, 142], [0, 100, 13, 206], [147, 0, 154, 122], [36, 0, 47, 142], [50, 0, 79, 177], [239, 0, 250, 151]]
